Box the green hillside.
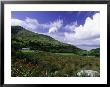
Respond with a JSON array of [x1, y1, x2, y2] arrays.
[[11, 26, 82, 53]]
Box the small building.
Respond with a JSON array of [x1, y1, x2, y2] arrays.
[[22, 48, 30, 50]]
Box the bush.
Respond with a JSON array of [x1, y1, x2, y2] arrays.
[[16, 51, 39, 64]]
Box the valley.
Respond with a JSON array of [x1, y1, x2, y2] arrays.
[[11, 26, 100, 77]]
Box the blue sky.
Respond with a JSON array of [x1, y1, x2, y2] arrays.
[[11, 11, 100, 50]]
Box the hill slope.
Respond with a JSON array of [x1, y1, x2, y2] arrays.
[[11, 26, 82, 53], [89, 48, 100, 57]]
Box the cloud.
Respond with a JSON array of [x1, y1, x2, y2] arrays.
[[24, 17, 39, 30], [64, 13, 100, 50], [11, 17, 39, 32], [25, 17, 38, 25], [11, 19, 23, 26], [64, 21, 77, 32], [11, 18, 63, 34], [65, 13, 100, 40], [74, 13, 99, 40], [49, 27, 58, 33], [48, 19, 63, 33]]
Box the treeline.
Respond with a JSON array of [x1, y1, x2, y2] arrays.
[[77, 48, 100, 57]]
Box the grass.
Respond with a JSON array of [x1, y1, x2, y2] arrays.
[[11, 50, 100, 77], [55, 53, 77, 56]]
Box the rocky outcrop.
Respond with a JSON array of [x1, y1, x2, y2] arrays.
[[77, 70, 100, 77]]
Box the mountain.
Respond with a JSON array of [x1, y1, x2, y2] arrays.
[[11, 26, 82, 53]]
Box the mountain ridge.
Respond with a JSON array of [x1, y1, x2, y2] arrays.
[[11, 26, 82, 53]]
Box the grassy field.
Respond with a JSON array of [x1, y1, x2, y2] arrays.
[[11, 50, 100, 77], [55, 53, 77, 56]]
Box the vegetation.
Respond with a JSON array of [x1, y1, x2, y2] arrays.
[[12, 51, 99, 77], [11, 26, 81, 53], [77, 48, 100, 57], [11, 26, 100, 77]]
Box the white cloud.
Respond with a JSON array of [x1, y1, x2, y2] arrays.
[[11, 19, 23, 26], [48, 19, 63, 33], [64, 13, 100, 50], [64, 21, 77, 32], [65, 13, 100, 40], [25, 17, 38, 25], [24, 17, 39, 30], [74, 13, 99, 40], [11, 18, 63, 34], [49, 27, 58, 33], [42, 23, 50, 29], [11, 17, 39, 32]]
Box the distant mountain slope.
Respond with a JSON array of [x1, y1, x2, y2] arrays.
[[11, 26, 83, 53], [90, 48, 100, 52], [89, 48, 100, 57]]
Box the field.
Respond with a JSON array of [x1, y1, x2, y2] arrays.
[[11, 50, 100, 77], [55, 53, 77, 56]]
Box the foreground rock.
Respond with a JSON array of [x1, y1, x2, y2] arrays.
[[77, 70, 100, 77]]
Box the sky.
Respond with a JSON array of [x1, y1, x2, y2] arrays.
[[11, 11, 100, 50]]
